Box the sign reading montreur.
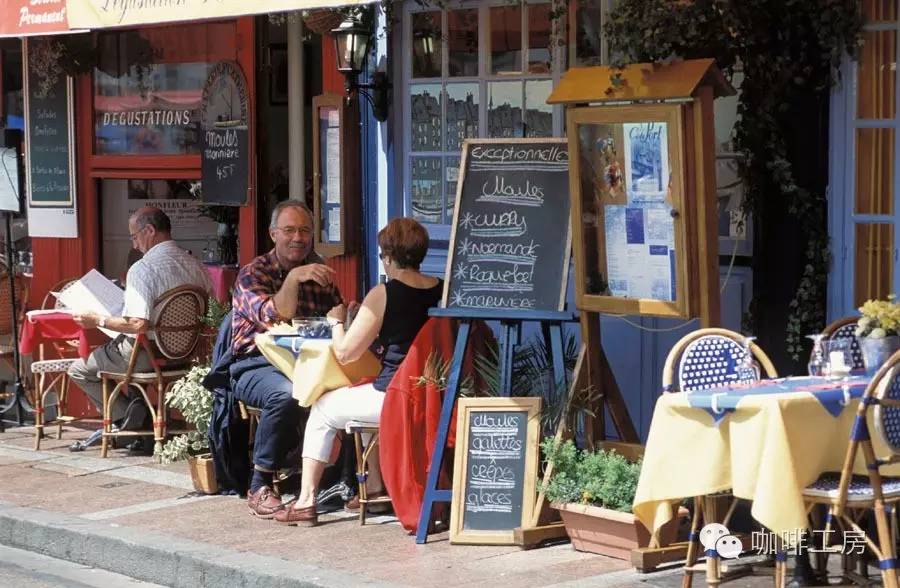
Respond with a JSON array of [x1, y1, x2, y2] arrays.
[[66, 0, 374, 28]]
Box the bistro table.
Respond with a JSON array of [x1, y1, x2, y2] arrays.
[[20, 310, 107, 359], [254, 329, 380, 406], [633, 375, 900, 536]]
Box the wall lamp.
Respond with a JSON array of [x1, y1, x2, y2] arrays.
[[331, 16, 391, 122]]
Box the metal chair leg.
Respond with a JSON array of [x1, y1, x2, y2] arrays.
[[100, 378, 111, 458]]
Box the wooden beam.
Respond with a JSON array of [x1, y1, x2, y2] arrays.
[[513, 523, 569, 550]]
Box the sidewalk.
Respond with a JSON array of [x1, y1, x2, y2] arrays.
[[0, 424, 768, 588]]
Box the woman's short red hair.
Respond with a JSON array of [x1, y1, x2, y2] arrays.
[[378, 218, 430, 270]]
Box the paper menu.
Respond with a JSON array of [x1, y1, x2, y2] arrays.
[[53, 269, 124, 338]]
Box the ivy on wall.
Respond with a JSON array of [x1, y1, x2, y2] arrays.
[[605, 0, 861, 360]]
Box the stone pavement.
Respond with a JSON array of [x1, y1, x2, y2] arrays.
[[0, 424, 849, 587]]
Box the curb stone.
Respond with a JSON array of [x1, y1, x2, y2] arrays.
[[0, 501, 399, 588]]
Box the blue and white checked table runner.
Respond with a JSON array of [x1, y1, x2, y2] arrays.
[[685, 375, 870, 423]]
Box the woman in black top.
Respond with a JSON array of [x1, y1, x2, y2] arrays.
[[277, 218, 441, 526]]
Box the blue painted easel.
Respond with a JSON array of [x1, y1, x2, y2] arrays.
[[414, 307, 577, 544]]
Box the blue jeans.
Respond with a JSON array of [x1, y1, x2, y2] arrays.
[[230, 354, 306, 472]]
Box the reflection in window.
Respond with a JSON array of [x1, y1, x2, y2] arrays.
[[445, 156, 460, 219], [410, 84, 442, 151], [488, 81, 523, 138], [411, 157, 442, 223], [412, 12, 442, 78], [575, 2, 603, 67], [528, 4, 552, 74], [490, 6, 522, 74], [448, 9, 478, 77], [446, 83, 478, 151], [524, 80, 553, 137]]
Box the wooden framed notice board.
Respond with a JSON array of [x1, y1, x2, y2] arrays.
[[450, 397, 541, 545]]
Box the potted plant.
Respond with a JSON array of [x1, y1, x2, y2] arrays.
[[541, 438, 682, 559], [156, 364, 218, 494], [855, 296, 900, 375]]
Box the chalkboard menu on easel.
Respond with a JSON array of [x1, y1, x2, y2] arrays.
[[450, 397, 540, 545], [443, 139, 571, 312], [25, 41, 74, 208]]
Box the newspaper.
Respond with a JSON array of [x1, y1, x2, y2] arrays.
[[52, 269, 124, 338]]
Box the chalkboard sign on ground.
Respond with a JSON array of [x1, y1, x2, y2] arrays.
[[443, 139, 571, 312], [450, 397, 541, 545]]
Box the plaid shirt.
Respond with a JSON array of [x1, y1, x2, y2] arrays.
[[231, 250, 343, 357]]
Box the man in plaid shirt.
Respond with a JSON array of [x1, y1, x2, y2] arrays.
[[230, 200, 342, 518]]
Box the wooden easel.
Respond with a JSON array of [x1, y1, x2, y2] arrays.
[[414, 307, 576, 544]]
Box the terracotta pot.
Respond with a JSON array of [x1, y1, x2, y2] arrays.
[[188, 453, 218, 495], [553, 502, 683, 560]]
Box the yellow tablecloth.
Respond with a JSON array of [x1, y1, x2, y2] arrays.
[[255, 332, 381, 407], [633, 390, 900, 535]]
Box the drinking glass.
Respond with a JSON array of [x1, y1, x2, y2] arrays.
[[822, 339, 852, 380], [737, 336, 759, 382], [807, 334, 826, 377]]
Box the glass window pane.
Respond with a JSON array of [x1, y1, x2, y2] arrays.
[[856, 128, 894, 215], [446, 83, 479, 151], [93, 24, 237, 155], [410, 83, 442, 151], [411, 156, 442, 224], [448, 9, 478, 77], [488, 81, 523, 138], [490, 5, 522, 75], [855, 223, 894, 307], [445, 156, 460, 221], [863, 0, 897, 21], [527, 3, 552, 74], [411, 12, 442, 78], [524, 80, 553, 137], [575, 2, 603, 67], [857, 30, 896, 119]]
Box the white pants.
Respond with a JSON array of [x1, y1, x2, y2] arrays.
[[302, 383, 385, 463]]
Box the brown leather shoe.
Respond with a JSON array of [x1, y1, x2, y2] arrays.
[[275, 501, 318, 527], [247, 486, 284, 519], [344, 491, 391, 514]]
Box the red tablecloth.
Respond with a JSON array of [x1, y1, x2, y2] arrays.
[[20, 311, 107, 359], [205, 264, 238, 304]]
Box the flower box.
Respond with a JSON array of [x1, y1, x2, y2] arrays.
[[188, 453, 218, 495], [552, 502, 684, 560]]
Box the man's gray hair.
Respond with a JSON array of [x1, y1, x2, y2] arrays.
[[270, 199, 312, 230], [132, 207, 171, 234]]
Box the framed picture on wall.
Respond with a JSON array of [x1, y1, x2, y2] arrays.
[[270, 44, 288, 105]]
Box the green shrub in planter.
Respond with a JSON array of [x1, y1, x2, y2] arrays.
[[155, 364, 212, 464], [540, 438, 641, 513]]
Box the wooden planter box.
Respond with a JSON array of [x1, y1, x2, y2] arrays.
[[188, 453, 218, 495], [552, 502, 682, 560]]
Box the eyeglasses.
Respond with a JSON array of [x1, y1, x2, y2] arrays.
[[276, 226, 313, 237], [129, 226, 146, 241]]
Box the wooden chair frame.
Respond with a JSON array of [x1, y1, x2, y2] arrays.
[[662, 327, 778, 393], [345, 421, 391, 525], [99, 286, 207, 459], [802, 351, 900, 588], [662, 328, 778, 587]]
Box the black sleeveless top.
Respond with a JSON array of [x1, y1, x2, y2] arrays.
[[373, 278, 443, 391]]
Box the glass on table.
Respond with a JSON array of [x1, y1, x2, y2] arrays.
[[823, 338, 853, 379], [737, 336, 759, 382], [807, 333, 826, 376]]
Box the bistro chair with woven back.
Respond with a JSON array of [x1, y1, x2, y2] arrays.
[[801, 350, 900, 588], [661, 327, 778, 586], [99, 285, 207, 458], [31, 277, 80, 449]]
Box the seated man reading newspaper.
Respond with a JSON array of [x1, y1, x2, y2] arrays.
[[67, 207, 212, 454]]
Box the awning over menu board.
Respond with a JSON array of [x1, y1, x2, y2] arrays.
[[68, 0, 374, 30], [0, 0, 373, 37]]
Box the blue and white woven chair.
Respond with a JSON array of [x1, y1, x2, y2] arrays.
[[802, 351, 900, 588], [819, 316, 865, 372], [661, 328, 778, 587]]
